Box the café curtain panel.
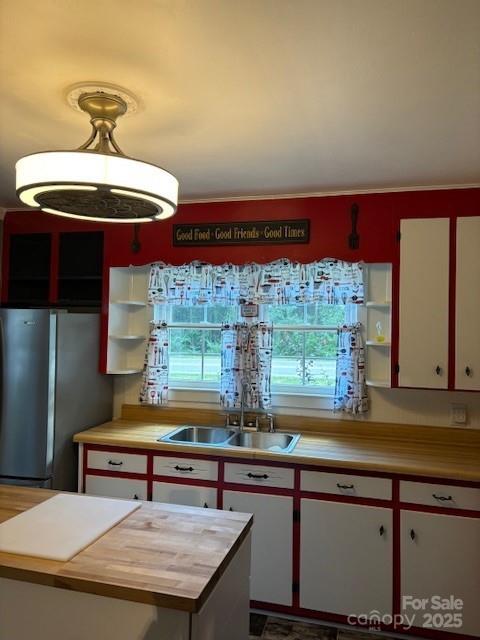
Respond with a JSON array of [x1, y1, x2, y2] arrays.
[[334, 323, 368, 414], [220, 322, 273, 410], [147, 258, 364, 306], [139, 322, 169, 405]]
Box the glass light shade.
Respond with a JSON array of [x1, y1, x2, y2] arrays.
[[16, 151, 178, 223]]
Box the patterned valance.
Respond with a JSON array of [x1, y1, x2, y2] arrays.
[[147, 258, 364, 306]]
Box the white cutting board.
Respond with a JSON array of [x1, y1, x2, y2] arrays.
[[0, 493, 141, 561]]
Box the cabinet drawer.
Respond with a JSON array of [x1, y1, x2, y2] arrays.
[[224, 462, 294, 489], [400, 481, 480, 511], [87, 450, 147, 475], [301, 470, 391, 500], [85, 475, 147, 500], [153, 455, 218, 481]]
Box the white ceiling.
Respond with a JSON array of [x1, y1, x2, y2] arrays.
[[0, 0, 479, 208]]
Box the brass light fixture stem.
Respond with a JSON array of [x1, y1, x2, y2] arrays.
[[77, 91, 127, 155]]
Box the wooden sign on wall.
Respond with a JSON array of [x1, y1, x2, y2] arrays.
[[173, 219, 310, 246]]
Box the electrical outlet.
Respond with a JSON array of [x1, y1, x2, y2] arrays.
[[450, 404, 467, 425]]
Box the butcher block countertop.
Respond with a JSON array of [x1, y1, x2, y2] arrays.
[[73, 405, 480, 482], [0, 486, 252, 612]]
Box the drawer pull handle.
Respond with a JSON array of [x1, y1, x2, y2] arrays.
[[203, 502, 208, 509], [410, 529, 416, 540], [247, 472, 269, 480], [465, 366, 472, 377], [337, 483, 354, 490], [133, 494, 139, 500], [433, 494, 453, 502], [108, 460, 123, 466], [379, 525, 385, 536], [229, 507, 233, 511], [174, 465, 194, 472]]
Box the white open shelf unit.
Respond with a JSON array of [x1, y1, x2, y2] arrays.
[[363, 263, 392, 388], [107, 266, 151, 374]]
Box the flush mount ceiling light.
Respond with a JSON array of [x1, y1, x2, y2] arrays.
[[16, 84, 178, 223]]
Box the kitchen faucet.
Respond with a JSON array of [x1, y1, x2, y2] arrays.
[[225, 381, 275, 432]]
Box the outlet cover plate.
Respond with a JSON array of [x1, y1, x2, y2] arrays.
[[450, 404, 467, 425]]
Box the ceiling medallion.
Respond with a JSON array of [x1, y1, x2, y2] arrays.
[[16, 85, 178, 223]]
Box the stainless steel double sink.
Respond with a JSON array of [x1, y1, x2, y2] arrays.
[[160, 425, 300, 454]]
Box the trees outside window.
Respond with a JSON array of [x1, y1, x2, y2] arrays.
[[156, 303, 353, 394]]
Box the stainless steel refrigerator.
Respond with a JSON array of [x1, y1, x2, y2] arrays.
[[0, 309, 113, 491]]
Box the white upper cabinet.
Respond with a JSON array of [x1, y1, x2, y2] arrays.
[[455, 217, 480, 390], [106, 266, 151, 374], [364, 263, 393, 388], [398, 218, 450, 389]]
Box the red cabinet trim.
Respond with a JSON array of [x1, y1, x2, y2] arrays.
[[393, 479, 401, 618], [85, 468, 148, 481], [398, 502, 480, 519], [49, 231, 59, 304], [81, 443, 480, 638], [152, 474, 218, 489], [448, 217, 457, 390]]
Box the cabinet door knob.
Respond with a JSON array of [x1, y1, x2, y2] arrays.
[[133, 494, 139, 500], [229, 507, 233, 511], [410, 528, 416, 540], [379, 525, 385, 536], [465, 366, 472, 377], [203, 502, 208, 509], [435, 365, 442, 375]]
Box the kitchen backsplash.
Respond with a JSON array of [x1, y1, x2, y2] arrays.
[[113, 375, 480, 430]]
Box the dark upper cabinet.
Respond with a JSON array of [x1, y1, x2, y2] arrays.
[[5, 231, 104, 308], [8, 233, 51, 304], [57, 232, 103, 306]]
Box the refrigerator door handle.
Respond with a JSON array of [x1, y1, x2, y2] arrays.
[[46, 312, 57, 477]]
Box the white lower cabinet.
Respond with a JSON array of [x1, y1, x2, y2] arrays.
[[85, 474, 147, 500], [300, 499, 392, 617], [223, 490, 293, 606], [81, 446, 480, 638], [152, 482, 217, 509], [401, 511, 480, 637]]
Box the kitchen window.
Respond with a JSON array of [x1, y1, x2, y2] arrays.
[[154, 303, 356, 395]]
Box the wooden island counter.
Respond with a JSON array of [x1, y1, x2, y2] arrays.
[[0, 486, 253, 640]]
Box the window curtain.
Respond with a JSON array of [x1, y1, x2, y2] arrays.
[[334, 323, 368, 414], [139, 322, 169, 405], [147, 258, 364, 306], [220, 322, 273, 410]]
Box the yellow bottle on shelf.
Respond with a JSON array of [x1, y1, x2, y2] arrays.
[[375, 321, 385, 343]]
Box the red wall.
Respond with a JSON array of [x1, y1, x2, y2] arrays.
[[3, 187, 479, 376], [4, 187, 480, 268]]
